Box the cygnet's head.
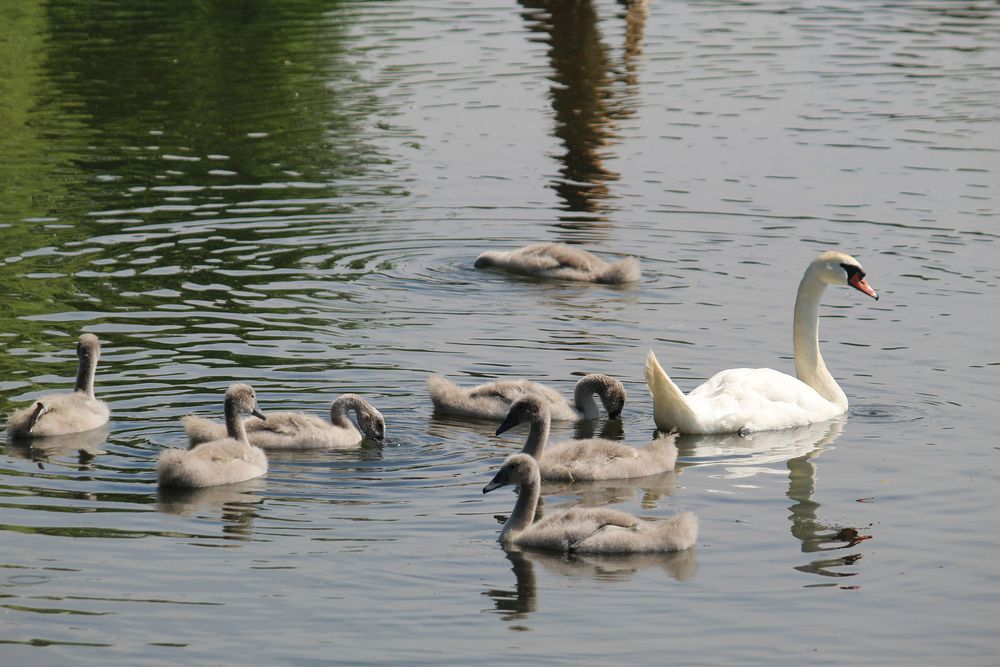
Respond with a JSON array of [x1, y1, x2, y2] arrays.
[[583, 374, 626, 419], [473, 251, 498, 269], [359, 405, 386, 442], [483, 453, 539, 494], [496, 395, 548, 435], [225, 383, 266, 420], [809, 251, 878, 300], [77, 333, 101, 363]]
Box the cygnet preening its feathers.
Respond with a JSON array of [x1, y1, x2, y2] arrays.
[[483, 453, 698, 554], [182, 393, 384, 450], [645, 250, 879, 434], [496, 395, 677, 482], [157, 384, 268, 488], [5, 333, 110, 439], [427, 373, 625, 422], [474, 242, 640, 284]]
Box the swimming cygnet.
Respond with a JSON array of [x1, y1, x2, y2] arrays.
[[182, 393, 385, 450], [157, 384, 268, 488], [427, 373, 625, 422], [483, 453, 698, 554], [496, 395, 677, 482], [474, 242, 640, 284], [6, 333, 111, 439]]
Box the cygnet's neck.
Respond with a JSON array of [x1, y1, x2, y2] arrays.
[[74, 350, 98, 398], [330, 394, 362, 428], [572, 377, 601, 419], [502, 472, 540, 541], [518, 411, 551, 459], [224, 397, 250, 444], [793, 269, 847, 409]]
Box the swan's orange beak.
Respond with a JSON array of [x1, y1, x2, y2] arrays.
[[849, 273, 879, 300]]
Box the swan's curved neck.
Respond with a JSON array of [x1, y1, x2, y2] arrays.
[[519, 414, 550, 459], [502, 473, 540, 541], [572, 378, 601, 419], [330, 395, 361, 428], [74, 351, 98, 398], [793, 271, 847, 409], [224, 397, 250, 444]]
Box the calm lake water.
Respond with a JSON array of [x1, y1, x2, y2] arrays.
[[1, 0, 998, 664]]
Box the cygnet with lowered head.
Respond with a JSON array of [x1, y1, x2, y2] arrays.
[[6, 333, 110, 439], [158, 384, 268, 488], [495, 395, 677, 482], [182, 393, 384, 450], [483, 453, 698, 554], [427, 373, 625, 422], [474, 242, 640, 284]]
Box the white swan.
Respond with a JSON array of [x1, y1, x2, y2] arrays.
[[496, 395, 677, 481], [157, 384, 268, 488], [474, 242, 640, 284], [483, 453, 698, 554], [5, 333, 110, 439], [427, 373, 625, 421], [645, 250, 879, 434], [181, 393, 384, 450]]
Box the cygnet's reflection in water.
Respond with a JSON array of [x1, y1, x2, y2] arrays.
[[157, 478, 266, 541], [676, 418, 873, 581], [5, 423, 110, 470], [485, 545, 696, 624]]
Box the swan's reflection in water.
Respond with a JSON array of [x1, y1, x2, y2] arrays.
[[5, 424, 110, 471], [485, 545, 696, 624], [157, 478, 266, 541], [518, 0, 650, 225], [677, 417, 873, 581]]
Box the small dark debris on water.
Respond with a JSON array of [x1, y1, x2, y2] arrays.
[[856, 497, 875, 503]]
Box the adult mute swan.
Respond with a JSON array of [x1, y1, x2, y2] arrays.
[[182, 393, 385, 450], [495, 395, 677, 481], [483, 453, 698, 554], [474, 242, 640, 284], [6, 333, 110, 439], [427, 373, 625, 421], [645, 250, 879, 435], [157, 384, 268, 488]]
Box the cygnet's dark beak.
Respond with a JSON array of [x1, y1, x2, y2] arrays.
[[495, 411, 520, 436], [483, 468, 509, 494], [252, 408, 266, 420]]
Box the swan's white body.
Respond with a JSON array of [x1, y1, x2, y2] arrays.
[[645, 251, 879, 434], [474, 242, 640, 284], [496, 396, 677, 482], [158, 384, 268, 488], [483, 454, 698, 554], [5, 334, 110, 439], [427, 373, 625, 421], [182, 394, 384, 450]]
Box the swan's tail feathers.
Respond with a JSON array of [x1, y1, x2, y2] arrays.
[[598, 256, 641, 284], [655, 512, 699, 551], [644, 350, 697, 434], [180, 415, 225, 448]]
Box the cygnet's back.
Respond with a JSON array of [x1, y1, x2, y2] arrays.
[[474, 242, 640, 284]]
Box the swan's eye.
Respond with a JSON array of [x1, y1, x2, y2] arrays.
[[840, 262, 864, 280]]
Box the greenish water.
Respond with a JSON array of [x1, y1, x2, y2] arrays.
[[1, 1, 998, 664]]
